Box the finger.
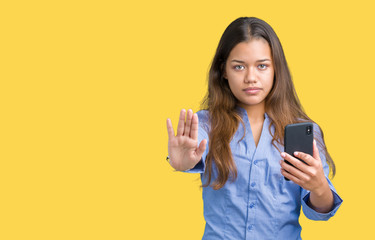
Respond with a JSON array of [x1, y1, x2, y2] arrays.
[[280, 159, 308, 181], [190, 113, 199, 140], [313, 139, 321, 161], [281, 152, 309, 173], [281, 168, 302, 185], [196, 139, 207, 158], [166, 118, 175, 139], [176, 109, 186, 136], [184, 109, 193, 136], [293, 151, 316, 166]]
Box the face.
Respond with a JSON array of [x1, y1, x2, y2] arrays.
[[224, 39, 275, 111]]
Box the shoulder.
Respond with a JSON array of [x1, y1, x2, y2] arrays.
[[311, 122, 322, 136], [196, 110, 211, 133], [310, 121, 326, 148], [196, 110, 210, 123]]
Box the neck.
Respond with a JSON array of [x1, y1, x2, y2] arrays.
[[239, 103, 265, 123]]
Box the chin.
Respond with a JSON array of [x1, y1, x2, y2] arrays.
[[240, 99, 265, 107], [243, 99, 263, 105]]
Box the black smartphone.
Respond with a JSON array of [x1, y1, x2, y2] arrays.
[[283, 122, 314, 181]]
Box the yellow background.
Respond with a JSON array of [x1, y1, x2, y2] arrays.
[[1, 0, 374, 239]]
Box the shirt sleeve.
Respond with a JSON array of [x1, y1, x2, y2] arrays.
[[301, 123, 343, 221], [183, 111, 209, 174]]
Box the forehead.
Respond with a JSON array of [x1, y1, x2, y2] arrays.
[[228, 39, 272, 62]]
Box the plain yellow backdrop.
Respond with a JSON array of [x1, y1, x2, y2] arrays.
[[1, 0, 374, 239]]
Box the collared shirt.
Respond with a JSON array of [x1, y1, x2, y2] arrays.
[[185, 107, 343, 240]]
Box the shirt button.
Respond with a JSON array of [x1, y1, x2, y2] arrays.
[[247, 225, 253, 231], [253, 160, 257, 165], [249, 203, 255, 208], [251, 182, 256, 187]]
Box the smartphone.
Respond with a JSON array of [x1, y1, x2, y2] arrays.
[[283, 122, 314, 181]]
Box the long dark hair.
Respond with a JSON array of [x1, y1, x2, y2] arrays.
[[201, 17, 335, 190]]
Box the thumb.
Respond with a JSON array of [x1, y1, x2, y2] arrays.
[[196, 139, 207, 158]]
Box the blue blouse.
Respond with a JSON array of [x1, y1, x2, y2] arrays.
[[185, 107, 343, 240]]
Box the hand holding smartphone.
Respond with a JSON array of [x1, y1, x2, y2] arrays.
[[283, 123, 314, 181]]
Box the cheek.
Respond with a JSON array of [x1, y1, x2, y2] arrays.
[[227, 81, 242, 101], [227, 72, 242, 87], [267, 79, 274, 90], [227, 80, 236, 95], [227, 78, 242, 94], [265, 73, 275, 90]]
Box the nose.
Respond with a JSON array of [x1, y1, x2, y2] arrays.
[[245, 67, 257, 84]]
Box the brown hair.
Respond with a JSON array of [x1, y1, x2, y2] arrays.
[[201, 17, 335, 190]]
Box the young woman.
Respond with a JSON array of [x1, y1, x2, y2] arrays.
[[166, 17, 342, 239]]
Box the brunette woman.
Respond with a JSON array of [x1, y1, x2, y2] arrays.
[[166, 17, 342, 239]]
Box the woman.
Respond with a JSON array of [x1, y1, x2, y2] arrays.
[[166, 17, 342, 239]]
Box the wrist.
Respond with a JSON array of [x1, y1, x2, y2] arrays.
[[311, 180, 330, 197]]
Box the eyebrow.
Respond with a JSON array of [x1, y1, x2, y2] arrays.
[[231, 59, 271, 63]]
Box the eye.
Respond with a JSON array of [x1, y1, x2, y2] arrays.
[[234, 65, 245, 70], [258, 64, 267, 70]]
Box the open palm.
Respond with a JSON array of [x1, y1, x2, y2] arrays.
[[166, 109, 207, 171]]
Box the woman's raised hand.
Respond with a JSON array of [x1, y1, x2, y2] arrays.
[[166, 109, 207, 171]]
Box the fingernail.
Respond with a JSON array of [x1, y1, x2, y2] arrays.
[[294, 152, 298, 156], [281, 152, 286, 158]]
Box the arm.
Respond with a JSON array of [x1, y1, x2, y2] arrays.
[[307, 177, 333, 213], [280, 139, 334, 213], [280, 138, 342, 219]]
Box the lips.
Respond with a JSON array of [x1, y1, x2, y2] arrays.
[[243, 87, 261, 91], [243, 87, 262, 94]]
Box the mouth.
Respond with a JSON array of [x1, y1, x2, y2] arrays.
[[243, 87, 262, 94]]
